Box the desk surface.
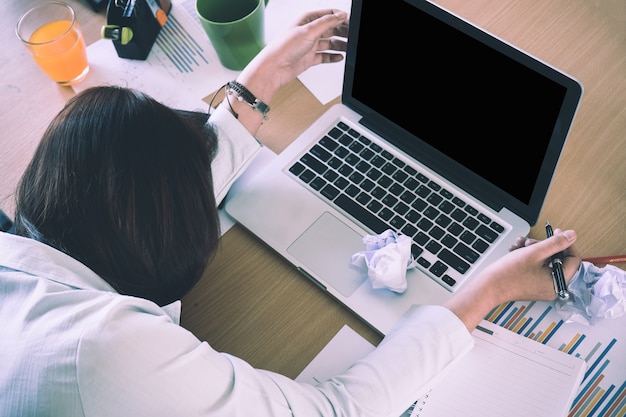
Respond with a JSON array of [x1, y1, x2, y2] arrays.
[[2, 0, 625, 378]]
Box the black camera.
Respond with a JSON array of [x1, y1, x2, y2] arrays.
[[102, 0, 172, 60]]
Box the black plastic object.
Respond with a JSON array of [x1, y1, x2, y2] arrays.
[[104, 0, 171, 60]]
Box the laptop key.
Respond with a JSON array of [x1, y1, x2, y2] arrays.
[[441, 234, 457, 248], [356, 192, 371, 206], [367, 200, 383, 213], [335, 194, 389, 234], [345, 184, 360, 197], [370, 155, 386, 168], [460, 230, 477, 245], [417, 218, 433, 232], [402, 224, 418, 237], [438, 249, 470, 274], [289, 161, 305, 176], [477, 213, 492, 224], [328, 157, 343, 170], [475, 224, 498, 243], [472, 239, 489, 253], [349, 141, 364, 153], [414, 231, 429, 246], [429, 261, 448, 277], [310, 176, 327, 191], [453, 242, 479, 264], [429, 226, 445, 240], [390, 215, 405, 229], [300, 154, 327, 175], [379, 208, 394, 222], [426, 240, 442, 255], [319, 135, 339, 151], [323, 170, 338, 182], [442, 275, 457, 287], [310, 144, 331, 161], [299, 169, 316, 184], [411, 243, 424, 258], [462, 216, 479, 230], [334, 177, 349, 190], [360, 148, 375, 161], [321, 184, 340, 200]]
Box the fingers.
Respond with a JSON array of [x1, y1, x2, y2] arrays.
[[509, 236, 535, 251], [509, 229, 576, 254], [297, 9, 349, 41], [518, 229, 575, 262], [546, 229, 577, 256], [527, 229, 580, 281], [315, 38, 348, 54], [297, 9, 349, 26]]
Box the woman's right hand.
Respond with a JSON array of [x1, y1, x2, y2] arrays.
[[444, 228, 581, 332]]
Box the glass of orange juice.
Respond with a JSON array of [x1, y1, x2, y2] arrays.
[[16, 2, 89, 87]]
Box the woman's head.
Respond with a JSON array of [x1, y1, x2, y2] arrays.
[[14, 86, 220, 306]]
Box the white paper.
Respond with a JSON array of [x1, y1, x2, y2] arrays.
[[74, 0, 238, 110], [265, 0, 351, 104], [410, 321, 586, 417], [556, 261, 626, 325], [351, 230, 417, 293], [296, 324, 375, 384]]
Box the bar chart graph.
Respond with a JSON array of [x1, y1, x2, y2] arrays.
[[155, 14, 210, 74], [486, 301, 626, 417]]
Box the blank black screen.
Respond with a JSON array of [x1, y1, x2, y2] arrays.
[[347, 0, 573, 216]]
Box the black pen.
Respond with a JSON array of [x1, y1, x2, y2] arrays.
[[545, 221, 569, 300]]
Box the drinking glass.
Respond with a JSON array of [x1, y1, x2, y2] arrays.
[[16, 2, 89, 86]]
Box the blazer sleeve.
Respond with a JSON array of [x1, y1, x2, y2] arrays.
[[207, 105, 263, 205]]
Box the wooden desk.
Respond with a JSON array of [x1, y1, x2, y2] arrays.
[[2, 0, 625, 379]]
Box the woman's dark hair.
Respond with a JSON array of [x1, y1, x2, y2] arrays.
[[14, 86, 220, 306]]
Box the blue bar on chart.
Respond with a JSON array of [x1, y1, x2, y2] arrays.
[[486, 301, 626, 417], [155, 14, 209, 73]]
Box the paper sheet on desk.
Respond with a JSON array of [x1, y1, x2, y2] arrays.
[[265, 0, 351, 104], [409, 321, 585, 417]]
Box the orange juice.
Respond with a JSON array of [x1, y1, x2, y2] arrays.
[[29, 20, 88, 85]]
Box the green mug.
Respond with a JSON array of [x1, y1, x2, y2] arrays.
[[196, 0, 269, 71]]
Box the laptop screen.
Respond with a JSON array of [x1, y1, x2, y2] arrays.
[[343, 0, 583, 225]]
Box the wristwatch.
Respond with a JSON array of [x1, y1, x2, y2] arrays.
[[227, 81, 270, 120]]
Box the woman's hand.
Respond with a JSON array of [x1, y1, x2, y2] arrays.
[[224, 9, 349, 134], [246, 9, 350, 91], [444, 229, 581, 332]]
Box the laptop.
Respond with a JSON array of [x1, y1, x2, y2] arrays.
[[225, 0, 583, 334]]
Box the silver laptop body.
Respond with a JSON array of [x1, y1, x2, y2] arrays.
[[225, 0, 583, 334]]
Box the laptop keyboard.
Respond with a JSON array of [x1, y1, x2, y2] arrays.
[[287, 121, 506, 290]]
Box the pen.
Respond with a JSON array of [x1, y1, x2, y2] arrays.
[[546, 221, 569, 300]]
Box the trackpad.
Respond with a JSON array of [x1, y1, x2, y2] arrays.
[[287, 212, 367, 297]]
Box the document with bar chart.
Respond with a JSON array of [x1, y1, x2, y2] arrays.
[[75, 0, 238, 110], [408, 319, 585, 417], [485, 300, 626, 417]]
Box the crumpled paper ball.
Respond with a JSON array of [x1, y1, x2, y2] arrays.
[[555, 261, 626, 326], [350, 229, 417, 293]]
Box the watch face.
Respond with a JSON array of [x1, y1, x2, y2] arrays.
[[253, 100, 270, 115]]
